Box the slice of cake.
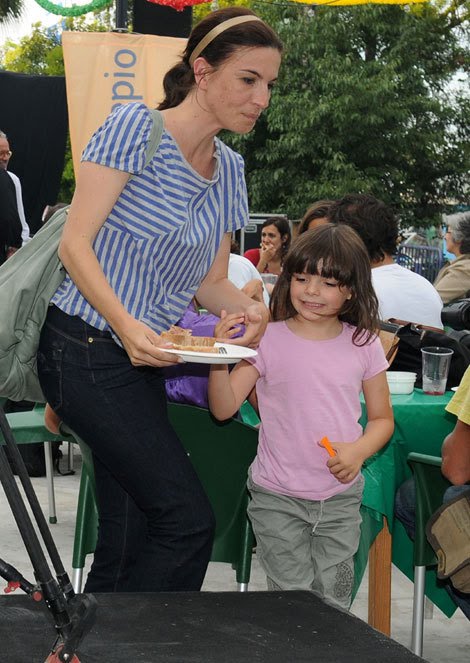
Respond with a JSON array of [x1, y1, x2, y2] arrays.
[[161, 326, 220, 354]]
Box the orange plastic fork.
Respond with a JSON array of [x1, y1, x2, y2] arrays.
[[319, 436, 336, 457]]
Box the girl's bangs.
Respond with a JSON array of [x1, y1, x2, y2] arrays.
[[289, 248, 355, 287]]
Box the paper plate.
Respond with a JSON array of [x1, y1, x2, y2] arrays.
[[164, 342, 257, 365]]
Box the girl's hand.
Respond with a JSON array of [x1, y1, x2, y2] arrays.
[[117, 318, 183, 367], [224, 302, 269, 348], [215, 310, 245, 340], [325, 441, 366, 484]]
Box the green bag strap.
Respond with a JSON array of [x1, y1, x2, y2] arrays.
[[145, 108, 164, 168]]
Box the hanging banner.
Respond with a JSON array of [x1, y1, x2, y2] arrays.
[[290, 0, 426, 4], [62, 31, 186, 173]]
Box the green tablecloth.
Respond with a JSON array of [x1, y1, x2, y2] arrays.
[[356, 389, 457, 616], [241, 392, 458, 616]]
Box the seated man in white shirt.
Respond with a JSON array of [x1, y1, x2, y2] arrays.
[[327, 194, 443, 329], [229, 240, 270, 306], [0, 130, 30, 245]]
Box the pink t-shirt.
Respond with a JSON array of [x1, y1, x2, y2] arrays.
[[247, 321, 389, 501]]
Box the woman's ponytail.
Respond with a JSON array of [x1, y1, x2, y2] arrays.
[[158, 61, 194, 111]]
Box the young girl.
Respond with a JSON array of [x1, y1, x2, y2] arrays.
[[209, 223, 394, 610]]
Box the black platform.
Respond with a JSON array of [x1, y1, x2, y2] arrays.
[[0, 591, 423, 662]]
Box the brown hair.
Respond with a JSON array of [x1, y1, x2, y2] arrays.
[[270, 224, 379, 345], [297, 200, 335, 235], [262, 216, 291, 261], [158, 7, 282, 111], [327, 194, 398, 261]]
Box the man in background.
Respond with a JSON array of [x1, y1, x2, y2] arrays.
[[0, 167, 22, 265], [328, 194, 443, 328], [0, 130, 30, 245]]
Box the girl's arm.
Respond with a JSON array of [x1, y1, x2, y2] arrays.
[[196, 234, 269, 347], [59, 162, 179, 368], [208, 360, 259, 421], [327, 371, 394, 483]]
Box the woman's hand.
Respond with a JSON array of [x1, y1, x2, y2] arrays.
[[325, 441, 366, 484], [260, 241, 277, 263], [257, 242, 276, 272], [116, 318, 183, 367]]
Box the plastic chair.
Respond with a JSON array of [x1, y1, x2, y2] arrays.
[[1, 405, 64, 523], [396, 244, 444, 283], [69, 403, 259, 593], [63, 431, 98, 595], [407, 452, 452, 656]]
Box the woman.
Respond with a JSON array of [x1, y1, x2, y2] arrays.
[[297, 199, 335, 235], [435, 212, 470, 304], [244, 217, 291, 276], [38, 7, 282, 594]]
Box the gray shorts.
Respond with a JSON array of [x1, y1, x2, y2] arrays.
[[247, 474, 364, 610]]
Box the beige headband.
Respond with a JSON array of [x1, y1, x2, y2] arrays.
[[189, 16, 263, 67]]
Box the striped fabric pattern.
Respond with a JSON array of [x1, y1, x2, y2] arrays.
[[52, 103, 249, 339]]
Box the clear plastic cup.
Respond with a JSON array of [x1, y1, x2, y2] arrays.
[[421, 346, 454, 395], [260, 273, 278, 288]]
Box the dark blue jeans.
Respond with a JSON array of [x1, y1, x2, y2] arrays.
[[38, 306, 215, 593]]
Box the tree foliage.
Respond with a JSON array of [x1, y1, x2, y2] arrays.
[[1, 21, 64, 74], [1, 2, 468, 223], [221, 2, 469, 225], [0, 12, 114, 200], [0, 0, 24, 24], [1, 11, 114, 74]]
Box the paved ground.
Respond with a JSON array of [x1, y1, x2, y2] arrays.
[[0, 447, 468, 661]]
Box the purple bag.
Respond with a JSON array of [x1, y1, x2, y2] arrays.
[[164, 306, 244, 408]]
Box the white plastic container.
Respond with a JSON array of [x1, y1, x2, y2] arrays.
[[386, 371, 417, 395]]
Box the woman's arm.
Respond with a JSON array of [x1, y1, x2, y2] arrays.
[[327, 371, 394, 483], [208, 360, 259, 421], [196, 234, 269, 347], [59, 161, 179, 368]]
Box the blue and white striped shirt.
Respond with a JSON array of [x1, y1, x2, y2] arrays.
[[52, 103, 249, 338]]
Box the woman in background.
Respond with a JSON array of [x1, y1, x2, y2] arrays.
[[244, 217, 291, 276], [297, 200, 335, 235], [435, 212, 470, 304]]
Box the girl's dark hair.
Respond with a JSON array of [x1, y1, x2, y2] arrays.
[[262, 216, 292, 260], [270, 224, 380, 345], [158, 7, 282, 110], [297, 200, 335, 235]]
